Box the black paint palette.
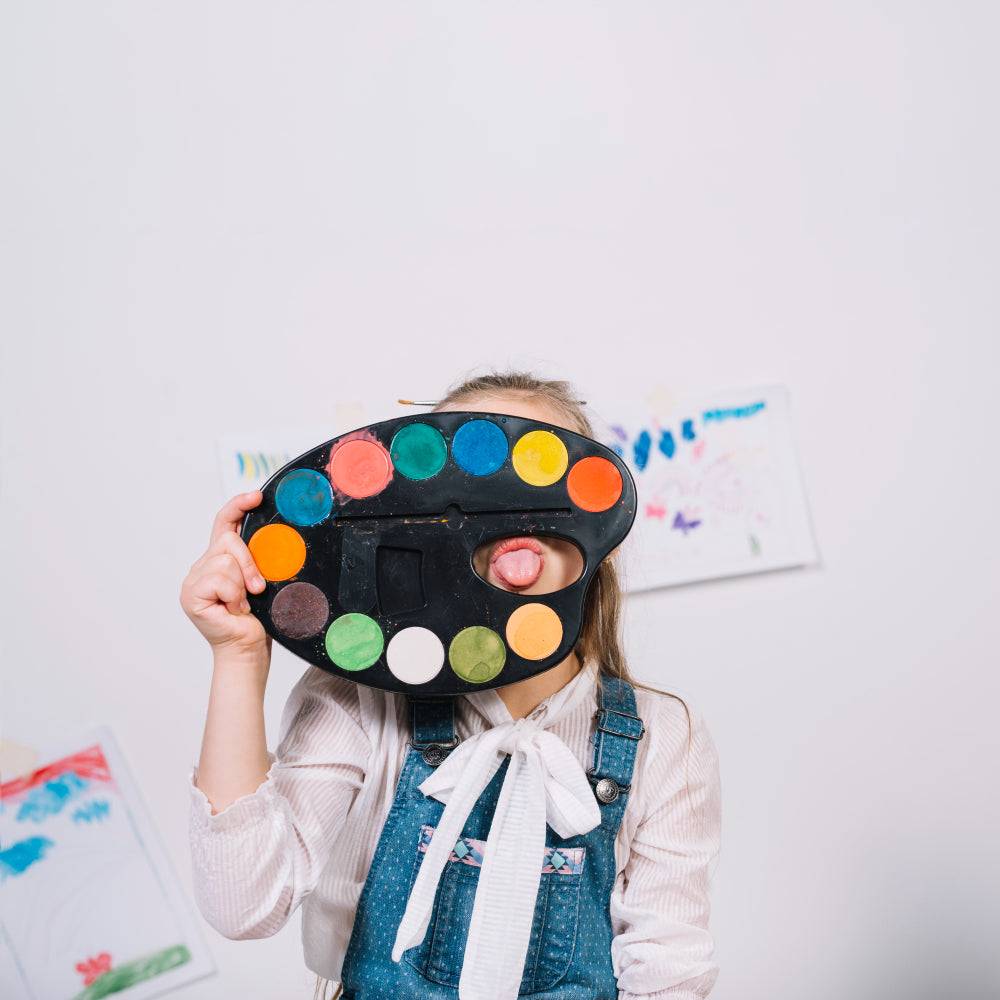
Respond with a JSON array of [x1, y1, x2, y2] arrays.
[[241, 411, 637, 695]]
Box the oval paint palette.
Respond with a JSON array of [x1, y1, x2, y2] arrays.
[[241, 411, 637, 695]]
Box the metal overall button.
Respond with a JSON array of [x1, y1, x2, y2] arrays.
[[421, 743, 450, 766], [594, 777, 620, 803], [409, 733, 459, 767]]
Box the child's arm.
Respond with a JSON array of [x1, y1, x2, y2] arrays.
[[180, 491, 272, 813], [180, 493, 370, 939], [187, 666, 368, 939], [610, 696, 722, 999]]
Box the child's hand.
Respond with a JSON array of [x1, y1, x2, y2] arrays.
[[180, 492, 270, 656]]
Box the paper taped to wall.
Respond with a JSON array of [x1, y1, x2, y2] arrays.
[[590, 385, 819, 591], [215, 402, 369, 500], [0, 727, 215, 999]]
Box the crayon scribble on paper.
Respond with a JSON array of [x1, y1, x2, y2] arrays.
[[593, 387, 817, 590], [0, 730, 214, 998]]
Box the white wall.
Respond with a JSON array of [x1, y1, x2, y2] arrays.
[[3, 3, 998, 998]]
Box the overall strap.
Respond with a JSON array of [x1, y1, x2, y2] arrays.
[[588, 673, 644, 804], [408, 696, 458, 766]]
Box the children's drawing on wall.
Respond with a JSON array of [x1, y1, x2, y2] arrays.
[[215, 400, 368, 499], [0, 728, 214, 1000], [590, 385, 818, 592]]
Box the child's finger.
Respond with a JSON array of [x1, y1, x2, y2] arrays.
[[209, 491, 263, 546], [209, 532, 267, 594], [201, 553, 247, 593], [193, 571, 250, 617]]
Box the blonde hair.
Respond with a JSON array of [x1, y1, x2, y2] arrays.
[[313, 368, 692, 1000]]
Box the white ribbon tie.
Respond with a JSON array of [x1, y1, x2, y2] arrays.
[[390, 713, 602, 1000]]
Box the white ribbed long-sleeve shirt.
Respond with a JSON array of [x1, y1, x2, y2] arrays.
[[188, 658, 721, 998]]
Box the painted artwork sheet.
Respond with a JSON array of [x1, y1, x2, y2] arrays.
[[0, 728, 214, 1000], [216, 400, 370, 500], [590, 385, 818, 592]]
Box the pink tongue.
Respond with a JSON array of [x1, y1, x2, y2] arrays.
[[494, 549, 542, 587]]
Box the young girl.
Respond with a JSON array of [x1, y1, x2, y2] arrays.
[[182, 371, 721, 1000]]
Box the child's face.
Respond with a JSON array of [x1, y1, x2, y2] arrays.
[[436, 395, 586, 596]]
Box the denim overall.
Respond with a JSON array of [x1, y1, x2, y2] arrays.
[[339, 673, 645, 1000]]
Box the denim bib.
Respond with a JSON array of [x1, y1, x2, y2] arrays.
[[339, 673, 643, 999]]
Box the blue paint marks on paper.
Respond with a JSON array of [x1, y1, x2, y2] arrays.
[[594, 386, 817, 589], [16, 772, 89, 823], [73, 800, 111, 824], [703, 401, 766, 422], [672, 511, 702, 535], [0, 836, 54, 879], [658, 430, 676, 460], [610, 443, 624, 459], [236, 451, 291, 481], [633, 430, 651, 471]]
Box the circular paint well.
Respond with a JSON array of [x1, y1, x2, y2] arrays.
[[566, 456, 623, 512], [386, 626, 445, 684], [329, 439, 393, 498], [325, 613, 384, 671], [505, 603, 563, 660], [390, 423, 448, 481], [452, 419, 509, 476], [275, 468, 334, 526], [248, 524, 306, 582], [511, 430, 569, 487], [270, 582, 329, 639], [449, 626, 506, 684]]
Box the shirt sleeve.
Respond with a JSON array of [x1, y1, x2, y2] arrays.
[[611, 694, 722, 999], [188, 666, 370, 940]]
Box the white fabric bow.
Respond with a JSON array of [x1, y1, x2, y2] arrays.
[[390, 697, 602, 1000]]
